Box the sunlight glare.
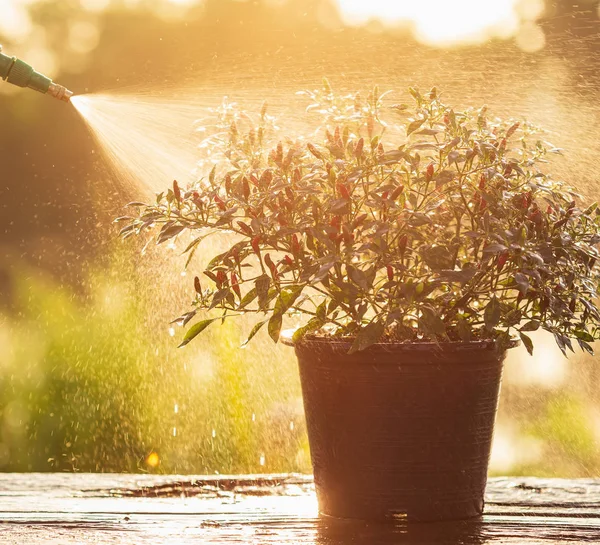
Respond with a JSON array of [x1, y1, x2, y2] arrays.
[[0, 1, 33, 43], [336, 0, 523, 46], [166, 0, 198, 5]]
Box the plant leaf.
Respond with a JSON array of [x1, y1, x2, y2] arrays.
[[434, 170, 455, 188], [255, 275, 271, 311], [553, 332, 567, 356], [179, 318, 219, 347], [348, 320, 385, 354], [273, 285, 304, 316], [157, 223, 185, 244], [438, 269, 477, 285], [419, 306, 447, 337], [209, 289, 230, 310], [519, 331, 534, 355], [574, 329, 594, 342], [520, 320, 540, 332], [514, 272, 529, 295], [268, 313, 283, 343], [457, 316, 471, 341], [577, 339, 594, 355], [482, 243, 508, 255], [242, 320, 268, 346], [292, 317, 325, 343], [406, 118, 426, 136], [240, 288, 257, 309], [421, 245, 455, 271], [484, 297, 501, 330]]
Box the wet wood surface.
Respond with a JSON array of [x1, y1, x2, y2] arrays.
[[1, 473, 599, 544]]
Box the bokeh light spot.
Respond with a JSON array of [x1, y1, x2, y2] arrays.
[[516, 22, 546, 52], [146, 451, 160, 468]]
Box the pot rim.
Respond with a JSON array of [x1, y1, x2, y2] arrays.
[[280, 328, 519, 352]]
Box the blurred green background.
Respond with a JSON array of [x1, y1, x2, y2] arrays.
[[1, 0, 599, 475]]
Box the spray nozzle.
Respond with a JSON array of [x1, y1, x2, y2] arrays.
[[0, 45, 74, 103]]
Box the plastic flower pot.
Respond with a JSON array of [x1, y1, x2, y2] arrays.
[[283, 335, 511, 522]]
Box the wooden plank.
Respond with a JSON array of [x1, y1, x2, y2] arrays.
[[1, 474, 599, 544]]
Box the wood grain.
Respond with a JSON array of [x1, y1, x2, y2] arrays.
[[1, 474, 599, 544]]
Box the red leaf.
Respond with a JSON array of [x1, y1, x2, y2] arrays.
[[251, 236, 261, 254], [426, 163, 434, 180], [231, 273, 241, 298]]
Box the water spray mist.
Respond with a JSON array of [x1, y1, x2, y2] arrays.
[[0, 45, 73, 103]]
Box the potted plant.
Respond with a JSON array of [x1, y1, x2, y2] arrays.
[[118, 82, 600, 521]]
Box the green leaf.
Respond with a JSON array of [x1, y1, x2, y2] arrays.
[[242, 320, 268, 347], [495, 330, 512, 352], [273, 285, 304, 316], [265, 285, 305, 343], [519, 331, 534, 355], [514, 272, 529, 295], [574, 329, 594, 343], [553, 332, 567, 356], [268, 313, 283, 343], [520, 320, 540, 332], [179, 318, 219, 347], [292, 317, 325, 343], [348, 320, 385, 354], [406, 118, 426, 136], [506, 309, 522, 326], [381, 150, 408, 164], [482, 243, 508, 255], [438, 269, 477, 285], [484, 297, 501, 331], [419, 307, 447, 337], [457, 316, 471, 341], [184, 245, 199, 269], [421, 245, 454, 271], [207, 250, 231, 270], [577, 339, 594, 355], [434, 170, 455, 188], [408, 87, 422, 102], [255, 275, 271, 311], [182, 236, 203, 255], [347, 265, 369, 290], [240, 288, 257, 309]]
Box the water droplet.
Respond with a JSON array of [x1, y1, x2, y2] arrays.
[[173, 427, 177, 437], [174, 404, 179, 414], [259, 453, 265, 466], [212, 429, 216, 438], [169, 327, 175, 337], [289, 421, 295, 431], [251, 413, 256, 422]]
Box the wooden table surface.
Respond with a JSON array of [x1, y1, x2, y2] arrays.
[[1, 474, 599, 544]]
